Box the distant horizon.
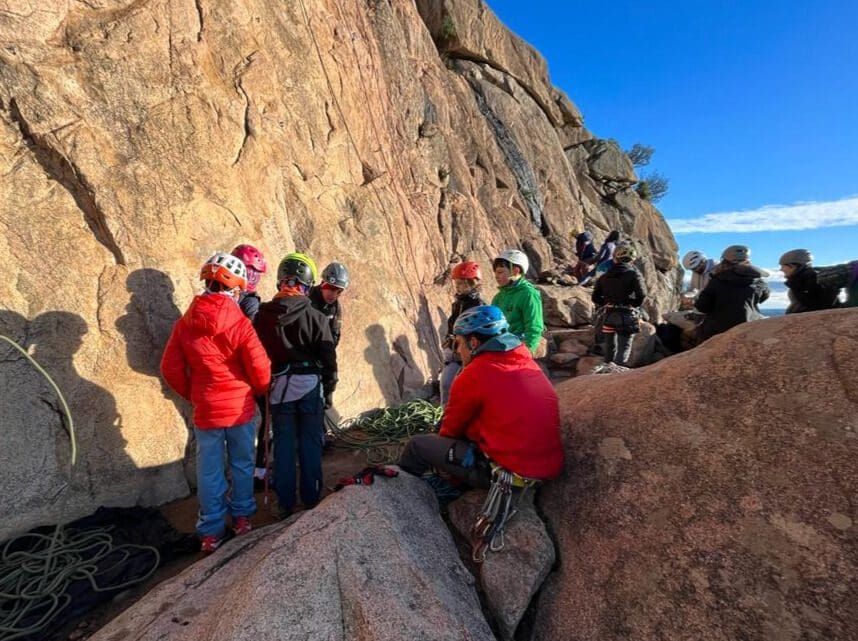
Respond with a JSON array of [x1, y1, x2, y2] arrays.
[[486, 1, 858, 289]]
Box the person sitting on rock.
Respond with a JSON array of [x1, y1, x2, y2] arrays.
[[695, 245, 769, 342], [591, 242, 646, 367], [254, 252, 338, 518], [682, 250, 716, 294], [588, 230, 621, 284], [398, 305, 563, 491], [779, 249, 841, 314], [440, 260, 486, 407], [491, 249, 544, 354], [231, 244, 268, 322], [309, 262, 350, 348], [572, 231, 598, 283], [160, 252, 272, 553]]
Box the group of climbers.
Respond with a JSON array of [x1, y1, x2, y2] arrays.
[[160, 246, 349, 552]]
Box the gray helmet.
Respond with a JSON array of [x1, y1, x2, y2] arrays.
[[779, 249, 813, 266], [321, 262, 350, 289], [721, 245, 750, 264]]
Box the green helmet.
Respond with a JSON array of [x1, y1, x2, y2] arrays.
[[614, 242, 638, 263], [277, 252, 317, 287]]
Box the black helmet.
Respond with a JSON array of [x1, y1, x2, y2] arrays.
[[721, 245, 750, 264], [277, 252, 316, 287], [321, 262, 350, 289], [779, 249, 813, 266]]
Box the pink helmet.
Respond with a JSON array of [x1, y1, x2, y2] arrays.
[[231, 244, 267, 291]]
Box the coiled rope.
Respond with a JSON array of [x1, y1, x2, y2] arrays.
[[0, 334, 160, 641], [325, 398, 442, 464]]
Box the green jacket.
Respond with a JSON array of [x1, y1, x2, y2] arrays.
[[491, 278, 544, 353]]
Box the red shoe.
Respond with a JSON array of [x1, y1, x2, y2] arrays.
[[200, 535, 223, 554], [233, 516, 253, 536]]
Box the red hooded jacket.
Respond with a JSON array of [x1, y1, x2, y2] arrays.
[[439, 341, 563, 479], [160, 293, 271, 429]]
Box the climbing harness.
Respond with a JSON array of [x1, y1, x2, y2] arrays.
[[0, 333, 160, 641], [471, 463, 540, 563], [325, 399, 442, 464]]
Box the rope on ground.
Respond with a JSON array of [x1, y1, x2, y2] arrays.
[[0, 333, 161, 641], [0, 526, 160, 641], [326, 399, 442, 465]]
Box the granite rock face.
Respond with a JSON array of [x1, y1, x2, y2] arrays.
[[0, 0, 680, 536], [89, 473, 496, 641], [534, 310, 858, 641]]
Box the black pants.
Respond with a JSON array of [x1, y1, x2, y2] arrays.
[[398, 434, 491, 489], [254, 396, 269, 468]]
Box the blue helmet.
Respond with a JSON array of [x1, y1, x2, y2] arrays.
[[453, 305, 509, 337]]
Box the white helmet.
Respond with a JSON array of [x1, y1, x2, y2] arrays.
[[200, 251, 248, 291], [493, 249, 529, 276], [682, 251, 707, 270]]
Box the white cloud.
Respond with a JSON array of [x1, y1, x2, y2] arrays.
[[669, 195, 858, 234]]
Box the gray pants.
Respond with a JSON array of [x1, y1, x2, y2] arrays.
[[605, 332, 633, 366], [398, 434, 491, 489]]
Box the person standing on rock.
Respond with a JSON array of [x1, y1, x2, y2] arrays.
[[589, 230, 621, 284], [160, 252, 272, 553], [309, 262, 350, 348], [231, 244, 268, 322], [779, 249, 842, 314], [440, 261, 486, 407], [591, 242, 647, 367], [682, 250, 716, 294], [695, 245, 770, 342], [399, 305, 563, 490], [491, 249, 544, 354], [254, 252, 338, 518]]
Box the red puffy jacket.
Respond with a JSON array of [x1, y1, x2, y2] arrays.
[[160, 294, 271, 429], [439, 342, 563, 479]]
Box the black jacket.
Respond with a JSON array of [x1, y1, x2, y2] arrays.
[[254, 295, 337, 393], [784, 265, 840, 313], [592, 263, 646, 307], [308, 286, 343, 347], [238, 291, 261, 322], [695, 264, 769, 341], [592, 263, 646, 334], [444, 291, 486, 347]]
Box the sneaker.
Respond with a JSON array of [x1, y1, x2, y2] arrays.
[[233, 516, 252, 536], [200, 534, 224, 554], [422, 473, 463, 505]]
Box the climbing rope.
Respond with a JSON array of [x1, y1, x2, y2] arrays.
[[0, 334, 76, 466], [0, 334, 160, 641], [326, 398, 442, 464]]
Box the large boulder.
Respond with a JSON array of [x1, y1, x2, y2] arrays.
[[537, 284, 595, 327], [534, 310, 858, 641], [90, 473, 496, 641], [0, 0, 680, 536], [448, 490, 555, 641]]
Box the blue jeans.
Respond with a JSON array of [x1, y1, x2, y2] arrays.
[[270, 383, 325, 513], [195, 420, 256, 537]]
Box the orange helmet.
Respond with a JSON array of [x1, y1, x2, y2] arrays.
[[200, 252, 248, 291], [451, 261, 482, 281]]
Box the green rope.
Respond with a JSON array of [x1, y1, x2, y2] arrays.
[[327, 398, 443, 465], [0, 333, 161, 640], [0, 334, 76, 466]]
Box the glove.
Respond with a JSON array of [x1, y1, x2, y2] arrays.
[[334, 465, 399, 491], [324, 392, 333, 409]]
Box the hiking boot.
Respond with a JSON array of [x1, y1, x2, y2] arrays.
[[200, 534, 224, 554], [422, 473, 463, 505], [233, 516, 253, 536]]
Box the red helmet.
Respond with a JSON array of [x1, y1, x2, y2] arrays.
[[451, 261, 482, 281], [231, 244, 267, 291]]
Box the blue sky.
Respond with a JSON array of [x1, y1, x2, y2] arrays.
[[487, 1, 858, 305]]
